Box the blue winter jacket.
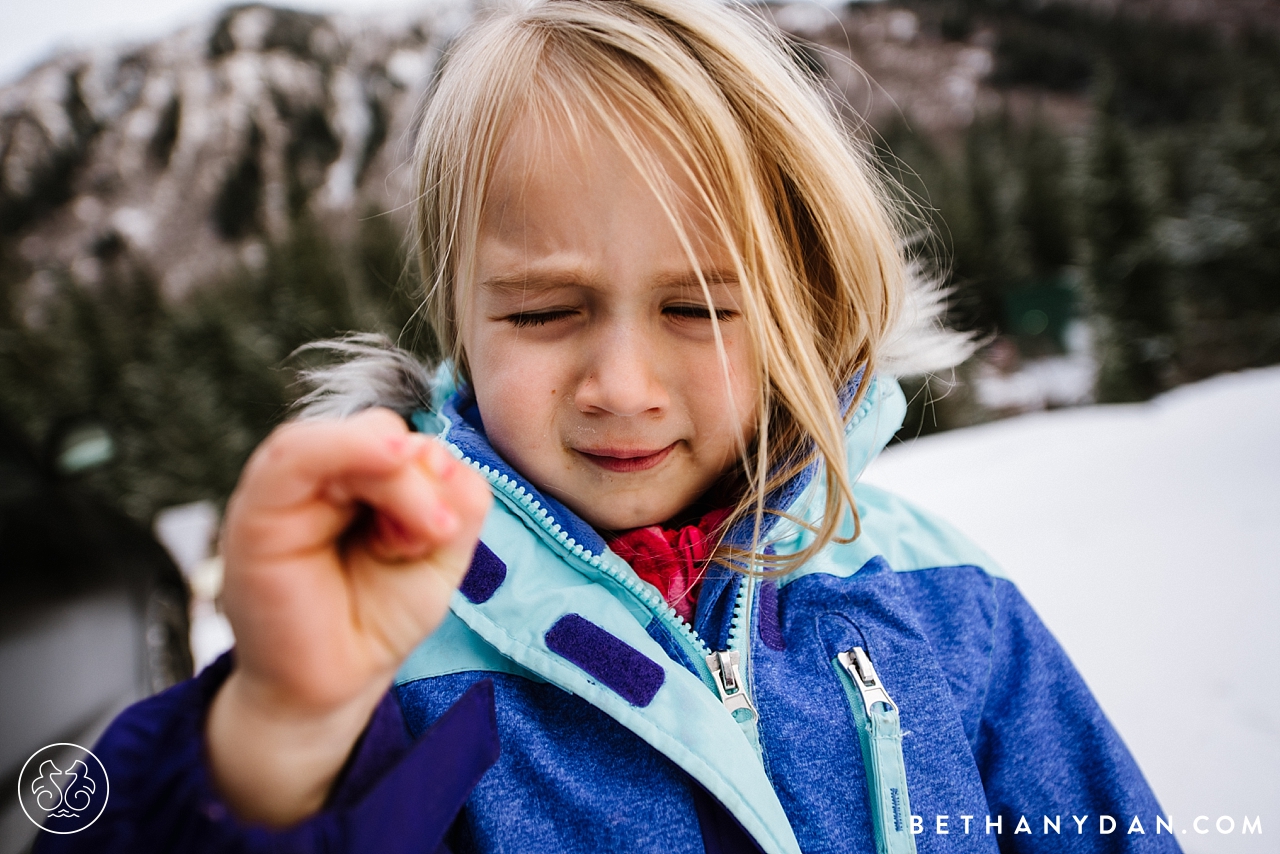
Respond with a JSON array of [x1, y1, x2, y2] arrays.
[[36, 375, 1178, 854]]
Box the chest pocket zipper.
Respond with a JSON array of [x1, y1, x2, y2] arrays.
[[833, 648, 917, 854]]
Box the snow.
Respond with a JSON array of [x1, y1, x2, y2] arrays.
[[973, 321, 1098, 411], [153, 500, 218, 578], [154, 501, 234, 671], [862, 367, 1280, 852]]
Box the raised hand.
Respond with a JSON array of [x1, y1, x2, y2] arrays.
[[206, 407, 492, 826]]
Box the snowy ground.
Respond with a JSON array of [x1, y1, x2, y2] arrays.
[[863, 367, 1280, 853]]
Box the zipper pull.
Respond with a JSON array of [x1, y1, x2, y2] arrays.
[[837, 647, 896, 716], [707, 650, 757, 721], [835, 647, 916, 854]]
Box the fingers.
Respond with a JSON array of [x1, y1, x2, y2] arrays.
[[226, 407, 491, 567], [339, 433, 493, 664], [342, 455, 492, 662], [236, 408, 420, 513], [408, 445, 493, 567], [350, 440, 480, 562]]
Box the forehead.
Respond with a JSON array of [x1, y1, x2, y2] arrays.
[[478, 108, 726, 259]]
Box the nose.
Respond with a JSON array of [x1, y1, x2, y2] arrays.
[[575, 323, 668, 418]]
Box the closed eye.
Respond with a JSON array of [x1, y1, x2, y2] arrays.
[[664, 304, 738, 321], [505, 309, 579, 328]]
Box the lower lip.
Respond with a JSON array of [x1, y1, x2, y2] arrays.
[[578, 444, 675, 473]]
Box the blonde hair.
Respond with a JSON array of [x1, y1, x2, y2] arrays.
[[412, 0, 959, 573]]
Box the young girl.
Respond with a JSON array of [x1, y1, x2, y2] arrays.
[[45, 1, 1175, 852]]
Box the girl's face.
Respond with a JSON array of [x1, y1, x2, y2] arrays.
[[460, 115, 759, 531]]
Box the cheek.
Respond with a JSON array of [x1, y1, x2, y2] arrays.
[[466, 333, 567, 468], [726, 373, 760, 450], [722, 330, 760, 414], [686, 335, 759, 445]]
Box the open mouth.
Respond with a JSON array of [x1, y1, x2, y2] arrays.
[[575, 443, 676, 473]]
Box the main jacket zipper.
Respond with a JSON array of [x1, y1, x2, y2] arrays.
[[445, 437, 761, 750], [708, 575, 762, 756], [833, 647, 917, 854]]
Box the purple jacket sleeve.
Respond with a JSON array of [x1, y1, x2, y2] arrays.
[[34, 653, 500, 854], [973, 579, 1180, 852]]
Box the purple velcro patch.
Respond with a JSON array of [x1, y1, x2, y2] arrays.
[[545, 614, 665, 707], [459, 543, 507, 604], [758, 580, 785, 651]]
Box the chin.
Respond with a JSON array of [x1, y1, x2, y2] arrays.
[[579, 501, 677, 534], [584, 513, 657, 534]]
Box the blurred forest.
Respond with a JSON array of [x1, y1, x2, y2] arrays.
[[884, 0, 1280, 428], [0, 214, 427, 520], [1, 0, 1279, 525]]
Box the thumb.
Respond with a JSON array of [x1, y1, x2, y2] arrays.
[[357, 439, 491, 568]]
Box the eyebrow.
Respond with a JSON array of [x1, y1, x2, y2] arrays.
[[655, 269, 740, 291], [477, 268, 740, 293], [477, 271, 590, 293]]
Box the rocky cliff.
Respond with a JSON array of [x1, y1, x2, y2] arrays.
[[1, 2, 475, 303]]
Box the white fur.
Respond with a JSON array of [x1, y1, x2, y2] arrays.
[[878, 264, 978, 379], [293, 334, 436, 420]]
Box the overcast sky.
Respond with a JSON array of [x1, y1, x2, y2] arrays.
[[0, 0, 422, 85]]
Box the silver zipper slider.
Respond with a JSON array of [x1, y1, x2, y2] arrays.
[[837, 647, 897, 717], [707, 650, 757, 718]]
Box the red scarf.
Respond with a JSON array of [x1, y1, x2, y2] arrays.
[[607, 508, 732, 623]]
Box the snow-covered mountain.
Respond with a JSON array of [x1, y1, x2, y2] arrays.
[[5, 0, 1275, 318], [0, 2, 472, 300]]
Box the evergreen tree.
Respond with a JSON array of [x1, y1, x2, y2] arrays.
[[0, 215, 428, 524], [1085, 83, 1173, 402], [1018, 117, 1075, 277]]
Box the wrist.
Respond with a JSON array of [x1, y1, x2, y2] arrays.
[[205, 667, 389, 827]]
